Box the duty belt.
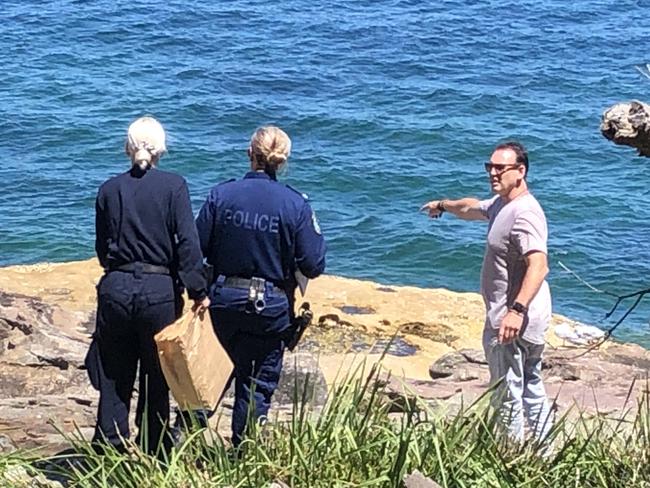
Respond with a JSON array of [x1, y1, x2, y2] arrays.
[[222, 276, 285, 295], [109, 263, 171, 275]]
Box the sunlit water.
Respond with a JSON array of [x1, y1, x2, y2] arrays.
[[1, 0, 649, 345]]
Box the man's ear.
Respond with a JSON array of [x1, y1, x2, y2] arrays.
[[125, 142, 131, 157]]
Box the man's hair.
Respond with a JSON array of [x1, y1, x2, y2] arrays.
[[495, 141, 529, 176]]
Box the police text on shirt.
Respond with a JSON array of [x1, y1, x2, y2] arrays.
[[222, 209, 280, 233]]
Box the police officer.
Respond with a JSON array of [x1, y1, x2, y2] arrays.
[[91, 116, 209, 455], [195, 126, 326, 447]]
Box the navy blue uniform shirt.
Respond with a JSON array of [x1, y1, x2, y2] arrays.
[[95, 167, 206, 299], [195, 171, 326, 290]]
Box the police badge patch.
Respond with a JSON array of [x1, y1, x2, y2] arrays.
[[311, 211, 321, 234]]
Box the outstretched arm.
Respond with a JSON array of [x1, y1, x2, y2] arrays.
[[420, 198, 487, 221]]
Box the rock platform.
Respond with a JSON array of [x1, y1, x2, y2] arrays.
[[1, 259, 648, 453]]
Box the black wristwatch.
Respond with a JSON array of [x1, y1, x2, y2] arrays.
[[437, 200, 447, 213], [510, 301, 528, 315]]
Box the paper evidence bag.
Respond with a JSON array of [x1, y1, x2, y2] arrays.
[[155, 311, 233, 411]]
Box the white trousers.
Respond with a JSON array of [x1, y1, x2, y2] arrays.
[[482, 327, 553, 443]]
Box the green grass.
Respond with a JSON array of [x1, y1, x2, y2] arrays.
[[1, 361, 649, 487]]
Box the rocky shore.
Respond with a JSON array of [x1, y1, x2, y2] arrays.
[[1, 259, 649, 454]]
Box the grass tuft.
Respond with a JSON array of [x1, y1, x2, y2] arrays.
[[1, 365, 649, 487]]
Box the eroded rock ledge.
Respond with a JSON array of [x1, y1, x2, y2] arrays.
[[601, 100, 650, 156], [1, 259, 648, 453]]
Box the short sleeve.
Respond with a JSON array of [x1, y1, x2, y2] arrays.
[[511, 210, 548, 256], [478, 195, 499, 220]]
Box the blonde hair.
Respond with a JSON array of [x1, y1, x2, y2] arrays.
[[126, 116, 167, 170], [249, 126, 291, 173]]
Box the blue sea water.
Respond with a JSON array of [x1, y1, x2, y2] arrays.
[[1, 1, 650, 346]]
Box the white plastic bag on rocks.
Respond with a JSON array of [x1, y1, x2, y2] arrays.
[[554, 321, 605, 346]]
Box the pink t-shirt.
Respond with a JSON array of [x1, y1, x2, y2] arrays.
[[478, 193, 552, 344]]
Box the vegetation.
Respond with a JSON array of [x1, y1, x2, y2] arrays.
[[0, 361, 648, 487]]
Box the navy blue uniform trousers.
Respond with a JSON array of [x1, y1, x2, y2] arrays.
[[91, 270, 180, 455], [210, 308, 285, 447]]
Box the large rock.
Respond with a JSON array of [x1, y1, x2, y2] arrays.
[[274, 352, 328, 407], [386, 343, 650, 417], [404, 470, 442, 488], [428, 350, 483, 381], [1, 465, 64, 488], [601, 100, 650, 156], [0, 291, 97, 452]]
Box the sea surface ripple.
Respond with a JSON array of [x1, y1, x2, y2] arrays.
[[1, 0, 650, 345]]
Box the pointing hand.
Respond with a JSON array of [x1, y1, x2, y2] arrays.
[[420, 200, 444, 219]]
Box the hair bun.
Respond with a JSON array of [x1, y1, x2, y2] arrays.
[[266, 151, 287, 166], [249, 126, 291, 172], [133, 147, 152, 170]]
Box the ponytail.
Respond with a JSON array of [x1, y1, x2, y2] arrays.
[[133, 147, 152, 170], [126, 116, 167, 170]]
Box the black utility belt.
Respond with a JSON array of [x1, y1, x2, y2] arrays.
[[109, 263, 171, 275], [222, 276, 285, 296], [221, 276, 285, 314]]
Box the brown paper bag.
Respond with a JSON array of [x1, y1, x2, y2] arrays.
[[155, 310, 233, 411]]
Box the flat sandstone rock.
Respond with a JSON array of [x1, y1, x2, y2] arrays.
[[1, 259, 648, 452]]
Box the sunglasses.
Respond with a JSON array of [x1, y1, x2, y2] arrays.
[[484, 162, 522, 174]]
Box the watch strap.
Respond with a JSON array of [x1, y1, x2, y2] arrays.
[[510, 301, 528, 315]]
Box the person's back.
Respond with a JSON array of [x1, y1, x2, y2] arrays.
[[98, 169, 182, 265], [195, 126, 326, 447], [97, 167, 205, 296], [201, 174, 325, 287], [89, 117, 207, 457]]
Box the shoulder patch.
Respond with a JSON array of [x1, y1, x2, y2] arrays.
[[311, 210, 322, 235], [285, 184, 309, 200]]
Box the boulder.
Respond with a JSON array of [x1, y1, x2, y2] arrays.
[[459, 348, 487, 365], [274, 352, 328, 407], [403, 470, 442, 488], [1, 465, 64, 488], [429, 352, 465, 378], [0, 291, 97, 452], [429, 350, 484, 380], [601, 100, 650, 156]]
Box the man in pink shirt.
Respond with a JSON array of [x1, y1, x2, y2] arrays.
[[421, 141, 553, 444]]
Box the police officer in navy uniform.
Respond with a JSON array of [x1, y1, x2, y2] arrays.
[[195, 126, 326, 447], [91, 116, 209, 455]]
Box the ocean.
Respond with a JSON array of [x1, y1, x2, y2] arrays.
[[1, 0, 650, 346]]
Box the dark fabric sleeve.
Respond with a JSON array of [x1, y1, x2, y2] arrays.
[[294, 201, 327, 278], [195, 191, 217, 261], [94, 190, 109, 268], [172, 180, 207, 300]]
